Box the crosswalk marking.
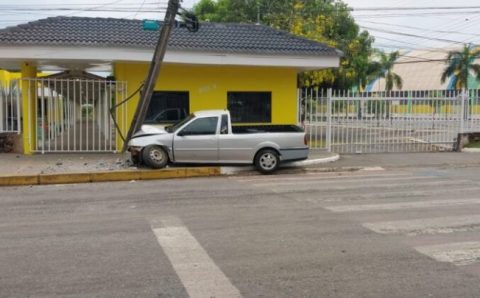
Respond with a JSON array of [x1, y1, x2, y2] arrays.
[[250, 175, 437, 187], [363, 215, 480, 236], [246, 170, 480, 269], [151, 217, 242, 298], [234, 172, 408, 183], [325, 198, 480, 212], [300, 186, 480, 203], [415, 242, 480, 266], [256, 179, 472, 192]]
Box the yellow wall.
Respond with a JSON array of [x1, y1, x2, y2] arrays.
[[114, 63, 298, 147], [20, 63, 37, 154], [0, 69, 21, 84]]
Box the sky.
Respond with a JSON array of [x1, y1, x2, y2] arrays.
[[1, 0, 479, 53]]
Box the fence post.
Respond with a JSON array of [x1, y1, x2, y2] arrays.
[[16, 81, 21, 134], [297, 88, 301, 125], [326, 88, 332, 152], [460, 88, 466, 133]]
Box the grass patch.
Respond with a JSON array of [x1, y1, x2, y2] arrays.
[[465, 141, 480, 148], [307, 139, 326, 148]]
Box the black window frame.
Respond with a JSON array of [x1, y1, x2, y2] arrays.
[[227, 91, 272, 123], [145, 91, 190, 124]]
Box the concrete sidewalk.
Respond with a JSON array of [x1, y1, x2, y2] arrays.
[[0, 150, 338, 176], [0, 153, 134, 176], [1, 151, 478, 177], [2, 150, 476, 186], [0, 153, 221, 186], [220, 150, 339, 174], [0, 150, 338, 186], [309, 152, 480, 170]]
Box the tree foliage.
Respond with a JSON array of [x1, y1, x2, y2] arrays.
[[441, 44, 480, 90], [193, 0, 375, 89], [371, 50, 403, 92]]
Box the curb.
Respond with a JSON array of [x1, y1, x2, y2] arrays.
[[0, 167, 221, 187], [305, 166, 385, 173], [287, 154, 340, 167], [220, 154, 340, 175], [462, 148, 480, 153]]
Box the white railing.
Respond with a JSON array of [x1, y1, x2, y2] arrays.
[[22, 78, 128, 153], [299, 89, 480, 153], [0, 80, 21, 134]]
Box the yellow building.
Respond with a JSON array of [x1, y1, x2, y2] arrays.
[[0, 69, 20, 83], [0, 16, 340, 154]]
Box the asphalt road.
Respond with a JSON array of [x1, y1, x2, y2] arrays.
[[2, 164, 480, 297]]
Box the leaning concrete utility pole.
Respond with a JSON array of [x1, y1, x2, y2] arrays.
[[122, 0, 180, 152]]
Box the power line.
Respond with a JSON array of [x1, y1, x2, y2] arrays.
[[0, 8, 166, 12], [362, 26, 467, 45], [0, 2, 160, 6], [354, 10, 480, 19], [361, 20, 480, 38], [353, 6, 480, 11]]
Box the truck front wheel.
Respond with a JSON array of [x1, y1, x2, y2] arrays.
[[254, 149, 279, 174], [142, 145, 168, 169]]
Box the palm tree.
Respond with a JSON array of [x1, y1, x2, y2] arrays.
[[374, 50, 403, 92], [367, 50, 403, 118], [441, 44, 480, 90]]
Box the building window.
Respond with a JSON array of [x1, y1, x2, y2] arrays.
[[145, 91, 189, 124], [227, 92, 271, 123]]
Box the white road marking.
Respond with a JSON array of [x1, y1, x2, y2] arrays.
[[251, 175, 436, 187], [359, 166, 385, 171], [151, 217, 242, 298], [234, 172, 409, 183], [415, 242, 480, 266], [325, 198, 480, 213], [363, 215, 480, 236], [302, 186, 480, 203], [255, 180, 471, 192]]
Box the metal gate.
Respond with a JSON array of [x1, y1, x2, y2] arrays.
[[0, 80, 21, 133], [22, 78, 128, 153], [299, 89, 480, 153]]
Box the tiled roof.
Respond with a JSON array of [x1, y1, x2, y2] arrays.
[[0, 16, 340, 57]]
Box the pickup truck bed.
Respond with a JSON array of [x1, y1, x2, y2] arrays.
[[232, 125, 303, 134]]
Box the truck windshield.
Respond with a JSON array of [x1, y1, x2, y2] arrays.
[[166, 114, 194, 133]]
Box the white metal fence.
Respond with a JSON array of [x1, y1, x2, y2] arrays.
[[22, 78, 128, 153], [0, 80, 21, 133], [299, 89, 480, 153]]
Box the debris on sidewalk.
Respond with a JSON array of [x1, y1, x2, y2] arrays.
[[0, 153, 137, 176]]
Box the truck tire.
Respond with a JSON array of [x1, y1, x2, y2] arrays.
[[142, 145, 168, 169], [254, 149, 279, 174]]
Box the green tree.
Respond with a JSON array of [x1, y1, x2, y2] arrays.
[[372, 50, 403, 92], [441, 44, 480, 90], [365, 50, 402, 119], [193, 0, 375, 90]]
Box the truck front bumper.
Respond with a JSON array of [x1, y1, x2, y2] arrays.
[[128, 146, 142, 163]]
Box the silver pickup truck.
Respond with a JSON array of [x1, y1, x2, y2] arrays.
[[128, 110, 309, 173]]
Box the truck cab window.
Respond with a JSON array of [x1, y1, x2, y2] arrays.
[[180, 117, 218, 136], [220, 114, 229, 134]]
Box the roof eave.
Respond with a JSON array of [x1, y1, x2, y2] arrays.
[[0, 45, 340, 71]]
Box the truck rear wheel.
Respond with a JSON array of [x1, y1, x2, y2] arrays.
[[142, 145, 168, 169], [254, 149, 279, 174]]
